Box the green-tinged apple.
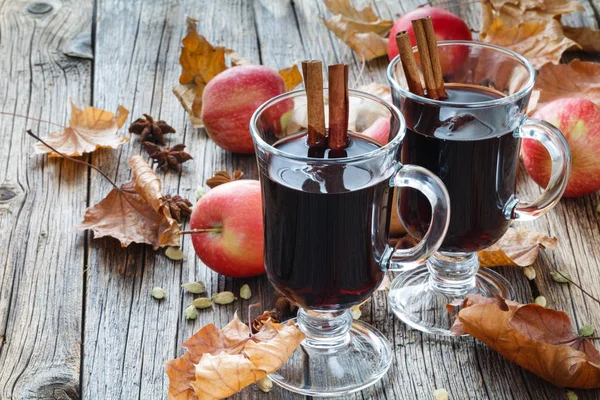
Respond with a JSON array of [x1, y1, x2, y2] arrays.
[[387, 7, 471, 75], [190, 180, 265, 277], [201, 65, 287, 154], [523, 98, 600, 198]]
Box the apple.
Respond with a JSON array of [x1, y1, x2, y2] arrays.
[[361, 116, 391, 145], [190, 180, 265, 277], [387, 7, 472, 76], [523, 98, 600, 198], [201, 65, 287, 154]]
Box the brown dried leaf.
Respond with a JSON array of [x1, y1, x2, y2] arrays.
[[33, 101, 129, 157], [165, 314, 304, 400], [278, 64, 302, 92], [452, 294, 600, 389], [322, 0, 392, 61], [225, 48, 251, 66], [531, 60, 600, 112], [205, 170, 244, 189], [564, 26, 600, 52], [481, 0, 584, 29], [478, 227, 558, 267], [77, 156, 180, 250]]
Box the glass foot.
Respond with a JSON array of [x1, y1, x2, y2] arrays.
[[388, 265, 515, 336], [269, 319, 392, 397]]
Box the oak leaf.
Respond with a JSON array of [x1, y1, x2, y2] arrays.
[[531, 60, 600, 112], [452, 294, 600, 389], [33, 101, 129, 157], [478, 227, 558, 267], [165, 314, 304, 400], [322, 0, 392, 61], [77, 156, 180, 249]]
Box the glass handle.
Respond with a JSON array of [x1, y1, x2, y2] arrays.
[[387, 165, 450, 271], [506, 117, 572, 221]]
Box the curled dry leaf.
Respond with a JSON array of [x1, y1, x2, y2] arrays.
[[205, 170, 244, 188], [33, 101, 129, 157], [481, 0, 583, 29], [564, 26, 600, 53], [165, 314, 304, 400], [321, 0, 392, 61], [478, 227, 558, 267], [451, 294, 600, 388], [77, 156, 180, 250]]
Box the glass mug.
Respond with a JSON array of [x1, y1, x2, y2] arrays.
[[386, 41, 571, 335], [249, 89, 450, 396]]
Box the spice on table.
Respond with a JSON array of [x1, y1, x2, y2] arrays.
[[579, 324, 594, 337], [161, 195, 193, 222], [240, 284, 252, 300], [165, 246, 186, 261], [181, 281, 206, 294], [144, 142, 193, 173], [212, 291, 236, 305], [128, 113, 175, 145], [433, 388, 449, 400], [184, 304, 198, 320], [257, 376, 273, 393], [206, 170, 244, 188], [550, 271, 571, 283], [150, 287, 167, 300], [535, 296, 547, 307], [523, 266, 536, 280], [192, 297, 213, 309]]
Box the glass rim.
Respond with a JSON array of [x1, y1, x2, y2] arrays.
[[249, 88, 406, 164], [386, 40, 536, 109]]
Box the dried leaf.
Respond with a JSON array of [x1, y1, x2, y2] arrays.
[[165, 314, 304, 400], [77, 156, 180, 250], [564, 26, 600, 52], [205, 170, 244, 188], [278, 64, 302, 92], [452, 294, 600, 389], [322, 0, 392, 61], [481, 0, 584, 29], [532, 60, 600, 112], [225, 48, 251, 66], [478, 228, 558, 267], [33, 101, 129, 157]]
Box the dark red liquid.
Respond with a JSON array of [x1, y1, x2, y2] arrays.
[[398, 84, 522, 252], [261, 133, 391, 310]]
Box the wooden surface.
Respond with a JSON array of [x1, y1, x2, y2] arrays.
[[0, 0, 599, 399]]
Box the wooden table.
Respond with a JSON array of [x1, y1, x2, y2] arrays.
[[1, 0, 599, 399]]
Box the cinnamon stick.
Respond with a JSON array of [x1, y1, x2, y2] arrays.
[[422, 17, 446, 99], [411, 18, 438, 100], [327, 64, 349, 151], [301, 60, 326, 146], [395, 31, 424, 97]]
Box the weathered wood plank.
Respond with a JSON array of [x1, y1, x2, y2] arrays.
[[0, 0, 92, 398]]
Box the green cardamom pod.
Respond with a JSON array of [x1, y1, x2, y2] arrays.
[[534, 296, 547, 307], [351, 307, 361, 320], [150, 287, 166, 300], [212, 291, 237, 305], [550, 271, 570, 283], [184, 304, 198, 320], [523, 266, 536, 281], [567, 390, 578, 400], [192, 297, 213, 309], [257, 376, 273, 393], [239, 284, 252, 300], [181, 281, 206, 294], [166, 247, 186, 261], [579, 324, 594, 337]]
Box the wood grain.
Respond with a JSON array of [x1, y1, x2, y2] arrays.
[[0, 0, 92, 398]]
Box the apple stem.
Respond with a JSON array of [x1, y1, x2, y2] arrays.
[[178, 228, 223, 235]]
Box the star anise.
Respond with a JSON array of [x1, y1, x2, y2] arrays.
[[161, 194, 193, 222], [206, 170, 244, 188], [251, 310, 280, 334], [144, 142, 193, 173], [129, 114, 175, 145]]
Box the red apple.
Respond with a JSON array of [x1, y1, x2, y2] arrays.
[[523, 98, 600, 198], [190, 180, 264, 277], [387, 7, 472, 76], [361, 117, 391, 145], [202, 65, 287, 154]]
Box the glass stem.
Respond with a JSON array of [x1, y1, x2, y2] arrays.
[[427, 251, 479, 296], [296, 309, 353, 349]]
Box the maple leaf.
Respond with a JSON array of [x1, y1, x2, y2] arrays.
[[478, 227, 558, 267], [321, 0, 392, 61], [452, 294, 600, 389], [531, 60, 600, 112], [33, 101, 129, 157], [165, 314, 304, 400], [77, 155, 180, 249]]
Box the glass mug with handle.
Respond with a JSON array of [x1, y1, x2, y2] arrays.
[[386, 40, 571, 336], [249, 88, 450, 396]]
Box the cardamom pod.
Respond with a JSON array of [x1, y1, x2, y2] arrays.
[[192, 297, 213, 309], [257, 376, 273, 393], [567, 390, 578, 400], [184, 304, 198, 320], [579, 324, 594, 337], [433, 388, 449, 400], [212, 291, 236, 305], [181, 281, 206, 294], [550, 271, 571, 283], [351, 307, 361, 320], [166, 247, 186, 261], [239, 284, 251, 300], [523, 266, 536, 281], [535, 296, 547, 307], [150, 287, 166, 300]]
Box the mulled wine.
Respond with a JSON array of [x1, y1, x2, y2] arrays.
[[261, 132, 393, 310], [399, 83, 524, 252]]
